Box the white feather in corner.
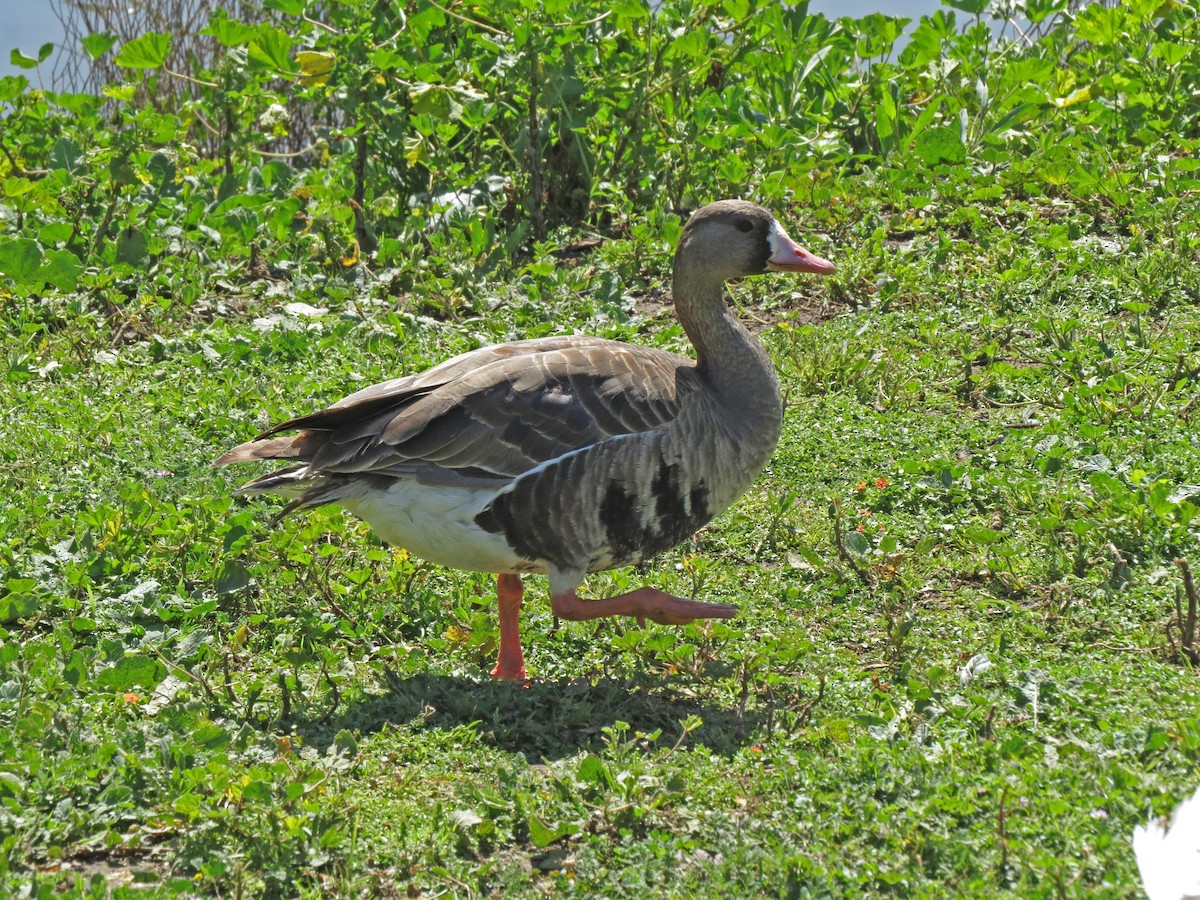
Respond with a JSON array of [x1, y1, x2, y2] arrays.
[[1134, 787, 1200, 900]]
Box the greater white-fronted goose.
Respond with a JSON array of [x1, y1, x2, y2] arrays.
[[215, 200, 834, 679]]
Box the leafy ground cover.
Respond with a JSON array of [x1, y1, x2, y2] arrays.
[[2, 0, 1200, 896]]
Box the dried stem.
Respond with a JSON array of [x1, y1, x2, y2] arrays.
[[526, 41, 546, 243], [1173, 559, 1199, 663]]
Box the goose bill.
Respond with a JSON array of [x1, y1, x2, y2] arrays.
[[767, 226, 836, 275]]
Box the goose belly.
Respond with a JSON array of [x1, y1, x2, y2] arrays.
[[341, 481, 541, 575]]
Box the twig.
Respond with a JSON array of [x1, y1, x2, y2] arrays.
[[303, 12, 340, 34], [90, 192, 121, 260], [251, 142, 323, 159], [794, 673, 826, 730], [526, 41, 546, 243], [150, 648, 220, 705], [555, 10, 611, 28], [425, 0, 508, 36], [1088, 643, 1158, 653], [163, 66, 219, 89], [0, 135, 47, 177], [316, 665, 341, 725], [1173, 559, 1199, 663], [278, 671, 292, 719], [222, 652, 239, 705], [997, 786, 1010, 873]]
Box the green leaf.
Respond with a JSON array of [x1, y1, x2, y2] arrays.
[[0, 238, 44, 280], [1052, 84, 1096, 109], [664, 28, 708, 60], [97, 654, 165, 690], [201, 13, 259, 48], [82, 32, 118, 60], [193, 723, 231, 749], [114, 32, 172, 69], [411, 83, 452, 120], [37, 42, 54, 63], [102, 83, 138, 102], [1073, 6, 1123, 46], [39, 250, 84, 291], [577, 755, 614, 789], [247, 27, 298, 74], [0, 593, 39, 623], [914, 125, 965, 166], [216, 560, 253, 595], [528, 816, 578, 848], [612, 0, 650, 16], [963, 527, 1004, 545], [0, 772, 25, 799], [9, 49, 38, 70], [263, 0, 306, 13], [63, 650, 88, 686], [334, 729, 358, 756], [876, 84, 897, 153], [800, 45, 832, 88], [115, 228, 149, 266], [1150, 40, 1189, 67], [243, 780, 273, 803], [408, 6, 446, 43], [1025, 0, 1066, 24], [942, 0, 987, 12], [109, 151, 139, 186], [0, 75, 29, 103], [148, 152, 177, 192], [846, 530, 870, 555], [49, 137, 83, 173], [3, 176, 34, 198]]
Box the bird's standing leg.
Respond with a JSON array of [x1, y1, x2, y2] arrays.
[[491, 573, 528, 680], [550, 588, 738, 627]]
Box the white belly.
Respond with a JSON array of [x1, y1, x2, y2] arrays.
[[341, 480, 539, 574]]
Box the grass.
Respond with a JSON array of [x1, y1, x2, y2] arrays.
[[3, 0, 1200, 894], [3, 177, 1200, 898]]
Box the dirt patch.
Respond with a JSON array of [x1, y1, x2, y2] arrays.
[[34, 844, 174, 891]]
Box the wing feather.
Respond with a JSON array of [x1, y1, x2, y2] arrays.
[[216, 337, 699, 484]]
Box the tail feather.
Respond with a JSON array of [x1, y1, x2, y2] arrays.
[[233, 464, 318, 499], [213, 431, 325, 467], [231, 464, 347, 521]]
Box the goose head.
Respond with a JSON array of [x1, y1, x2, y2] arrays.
[[674, 200, 835, 286]]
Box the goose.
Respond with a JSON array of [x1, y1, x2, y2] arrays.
[[214, 200, 835, 679]]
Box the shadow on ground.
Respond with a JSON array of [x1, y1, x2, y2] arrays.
[[294, 671, 762, 762]]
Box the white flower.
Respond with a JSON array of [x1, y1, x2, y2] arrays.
[[258, 103, 290, 132], [958, 653, 992, 686]]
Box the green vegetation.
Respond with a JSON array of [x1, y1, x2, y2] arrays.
[[2, 0, 1199, 895]]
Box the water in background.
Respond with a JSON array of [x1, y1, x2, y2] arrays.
[[1, 2, 67, 84]]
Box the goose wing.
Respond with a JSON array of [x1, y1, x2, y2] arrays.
[[215, 336, 700, 481]]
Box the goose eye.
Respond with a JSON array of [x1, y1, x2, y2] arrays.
[[735, 219, 754, 233]]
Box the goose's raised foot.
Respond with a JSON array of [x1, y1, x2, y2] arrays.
[[550, 588, 739, 626]]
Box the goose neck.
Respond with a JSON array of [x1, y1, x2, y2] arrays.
[[672, 266, 782, 422]]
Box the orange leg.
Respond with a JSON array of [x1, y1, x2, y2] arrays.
[[550, 587, 738, 627], [490, 573, 528, 680]]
